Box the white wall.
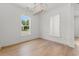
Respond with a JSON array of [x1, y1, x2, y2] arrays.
[[0, 4, 40, 47], [0, 3, 75, 48], [40, 3, 75, 48]]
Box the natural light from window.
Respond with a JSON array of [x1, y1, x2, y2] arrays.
[[50, 14, 60, 37], [20, 15, 31, 36]]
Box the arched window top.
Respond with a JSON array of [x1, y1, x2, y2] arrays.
[[20, 16, 30, 21]]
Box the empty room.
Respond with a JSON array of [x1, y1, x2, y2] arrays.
[[0, 3, 79, 56]]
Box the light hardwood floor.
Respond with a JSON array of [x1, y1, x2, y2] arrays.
[[0, 38, 79, 56]]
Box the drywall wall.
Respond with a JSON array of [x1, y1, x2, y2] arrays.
[[0, 3, 40, 47], [40, 4, 75, 48], [0, 3, 75, 48]]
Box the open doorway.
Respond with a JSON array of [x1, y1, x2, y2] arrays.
[[74, 16, 79, 46], [73, 3, 79, 46]]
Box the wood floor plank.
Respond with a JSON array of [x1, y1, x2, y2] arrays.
[[0, 38, 79, 56]]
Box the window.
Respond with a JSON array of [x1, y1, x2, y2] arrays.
[[20, 15, 31, 35], [50, 14, 60, 37]]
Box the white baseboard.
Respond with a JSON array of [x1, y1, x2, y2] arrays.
[[41, 34, 75, 48]]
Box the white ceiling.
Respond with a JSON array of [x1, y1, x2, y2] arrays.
[[15, 3, 67, 10], [46, 3, 69, 10], [15, 3, 34, 8], [14, 3, 69, 15]]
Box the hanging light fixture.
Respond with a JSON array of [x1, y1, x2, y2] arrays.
[[16, 3, 47, 14], [26, 3, 47, 14]]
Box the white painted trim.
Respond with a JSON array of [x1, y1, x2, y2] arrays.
[[41, 34, 75, 48]]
